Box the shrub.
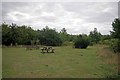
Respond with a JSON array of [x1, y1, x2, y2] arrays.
[[99, 40, 111, 45], [89, 42, 94, 46], [62, 41, 73, 46], [74, 36, 90, 49], [110, 39, 120, 53]]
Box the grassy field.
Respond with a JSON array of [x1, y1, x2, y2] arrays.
[[2, 45, 118, 78]]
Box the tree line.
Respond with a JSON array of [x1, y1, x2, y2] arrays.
[[1, 18, 120, 52], [1, 23, 100, 46]]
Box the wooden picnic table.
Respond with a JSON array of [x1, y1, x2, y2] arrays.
[[41, 46, 55, 53]]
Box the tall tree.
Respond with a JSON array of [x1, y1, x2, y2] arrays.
[[0, 24, 1, 44], [9, 23, 18, 45], [59, 28, 71, 42], [38, 26, 62, 46], [61, 28, 67, 34], [2, 23, 12, 45], [110, 18, 120, 53], [89, 28, 101, 44], [111, 18, 120, 39]]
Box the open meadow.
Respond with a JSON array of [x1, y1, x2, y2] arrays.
[[2, 45, 118, 78], [1, 1, 120, 79]]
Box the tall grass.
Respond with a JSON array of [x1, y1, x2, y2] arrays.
[[96, 45, 118, 78]]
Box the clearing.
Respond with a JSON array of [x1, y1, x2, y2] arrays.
[[2, 45, 118, 78]]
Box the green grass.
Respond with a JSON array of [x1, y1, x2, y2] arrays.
[[2, 45, 118, 78]]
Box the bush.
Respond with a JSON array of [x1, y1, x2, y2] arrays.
[[99, 40, 111, 45], [62, 41, 73, 46], [110, 39, 120, 53], [89, 42, 94, 46], [74, 36, 90, 49]]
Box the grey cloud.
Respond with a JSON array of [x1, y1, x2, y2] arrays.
[[0, 2, 2, 23], [40, 16, 57, 22], [62, 2, 118, 23], [86, 12, 117, 23], [1, 2, 118, 35], [2, 2, 29, 13], [42, 3, 57, 12]]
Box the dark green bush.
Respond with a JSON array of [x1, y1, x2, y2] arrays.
[[110, 39, 120, 53], [74, 36, 90, 49]]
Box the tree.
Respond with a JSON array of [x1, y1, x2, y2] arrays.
[[2, 23, 39, 46], [0, 24, 1, 44], [59, 28, 72, 42], [110, 18, 120, 53], [60, 28, 67, 34], [111, 18, 120, 39], [89, 28, 101, 44], [16, 25, 37, 45], [38, 26, 62, 46], [101, 35, 111, 41], [2, 23, 11, 45], [9, 23, 18, 45]]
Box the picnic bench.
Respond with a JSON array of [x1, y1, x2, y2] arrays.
[[41, 46, 55, 53]]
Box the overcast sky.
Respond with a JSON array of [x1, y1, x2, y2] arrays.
[[1, 2, 118, 35]]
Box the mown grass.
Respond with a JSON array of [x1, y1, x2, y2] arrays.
[[2, 45, 118, 78]]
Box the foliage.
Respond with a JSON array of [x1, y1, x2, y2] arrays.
[[2, 23, 62, 46], [60, 28, 67, 34], [74, 34, 90, 49], [16, 25, 38, 45], [2, 23, 38, 45], [0, 24, 1, 44], [62, 41, 73, 46], [89, 28, 102, 44], [110, 18, 120, 39], [59, 28, 76, 42], [99, 40, 111, 45], [110, 39, 120, 53], [38, 26, 62, 46], [110, 18, 120, 53], [101, 35, 111, 41], [2, 23, 11, 45]]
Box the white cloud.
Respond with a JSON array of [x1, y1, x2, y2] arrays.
[[1, 0, 120, 2], [7, 11, 31, 21], [2, 2, 118, 35]]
